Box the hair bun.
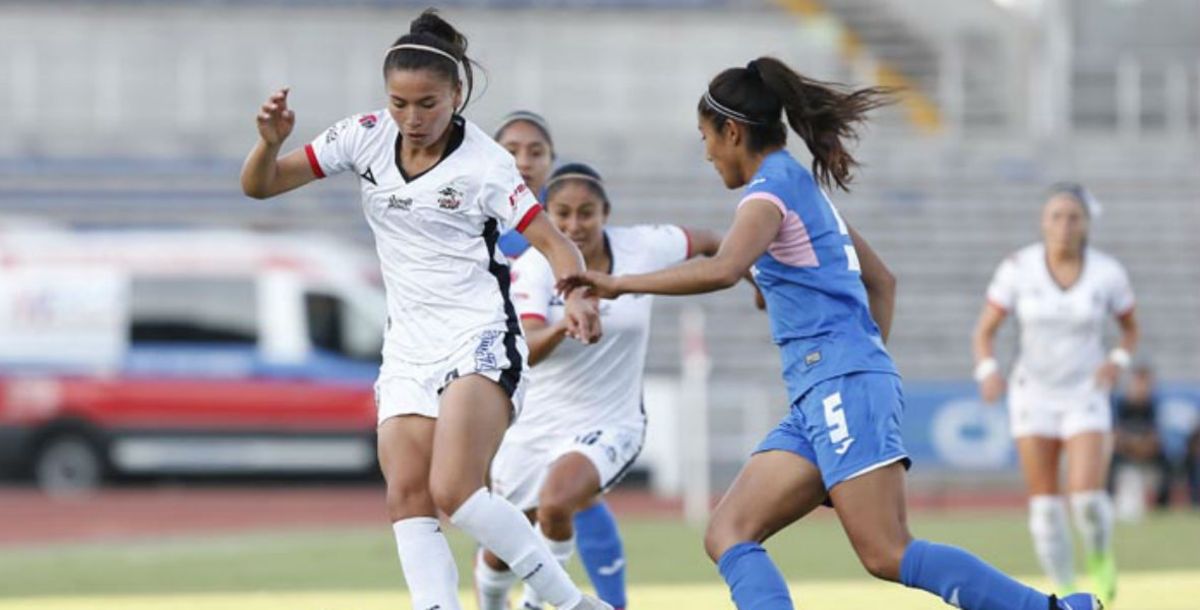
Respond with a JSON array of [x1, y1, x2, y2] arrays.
[[409, 9, 467, 56]]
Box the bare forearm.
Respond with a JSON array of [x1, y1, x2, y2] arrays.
[[525, 323, 568, 365], [617, 256, 740, 297], [866, 281, 895, 344], [241, 140, 283, 199]]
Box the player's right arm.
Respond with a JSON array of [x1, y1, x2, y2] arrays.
[[522, 317, 570, 366], [972, 302, 1008, 403], [973, 256, 1017, 403], [241, 88, 320, 199]]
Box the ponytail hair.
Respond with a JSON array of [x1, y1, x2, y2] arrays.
[[698, 56, 892, 191], [383, 9, 477, 112]]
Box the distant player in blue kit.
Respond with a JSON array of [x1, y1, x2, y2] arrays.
[[561, 56, 1104, 610]]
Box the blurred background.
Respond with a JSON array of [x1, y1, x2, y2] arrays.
[[1, 0, 1197, 608]]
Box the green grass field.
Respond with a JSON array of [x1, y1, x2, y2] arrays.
[[5, 511, 1199, 609]]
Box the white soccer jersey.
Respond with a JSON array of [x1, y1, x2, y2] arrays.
[[987, 243, 1135, 392], [305, 112, 541, 366], [506, 224, 691, 443]]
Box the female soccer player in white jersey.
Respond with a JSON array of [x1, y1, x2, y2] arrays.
[[474, 163, 723, 610], [973, 183, 1138, 604], [562, 57, 1104, 610], [495, 111, 555, 259], [239, 10, 610, 610]]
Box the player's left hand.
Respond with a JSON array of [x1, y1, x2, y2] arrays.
[[557, 271, 622, 300], [563, 288, 602, 344], [1095, 361, 1121, 389]]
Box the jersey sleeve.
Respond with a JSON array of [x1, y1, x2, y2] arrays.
[[1106, 260, 1136, 316], [738, 174, 790, 217], [986, 255, 1020, 312], [511, 252, 554, 324], [637, 224, 692, 270], [304, 115, 360, 178], [481, 156, 542, 234]]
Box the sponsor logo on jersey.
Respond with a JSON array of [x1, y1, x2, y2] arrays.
[[388, 194, 412, 211], [508, 183, 528, 208], [358, 113, 377, 129], [360, 167, 377, 186], [438, 185, 464, 210]]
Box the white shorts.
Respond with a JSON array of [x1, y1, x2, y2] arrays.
[[490, 421, 646, 511], [374, 330, 528, 425], [1007, 379, 1112, 439]]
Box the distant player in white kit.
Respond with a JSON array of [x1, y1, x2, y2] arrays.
[[239, 10, 610, 610], [973, 183, 1138, 605], [474, 163, 723, 610]]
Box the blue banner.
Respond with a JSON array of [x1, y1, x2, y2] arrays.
[[900, 382, 1200, 472]]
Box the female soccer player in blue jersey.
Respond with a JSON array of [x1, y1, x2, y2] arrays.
[[561, 57, 1103, 610]]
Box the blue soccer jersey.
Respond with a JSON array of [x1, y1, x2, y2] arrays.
[[743, 150, 897, 404]]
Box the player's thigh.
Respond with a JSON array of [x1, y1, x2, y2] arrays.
[[1065, 431, 1112, 492], [377, 414, 437, 517], [704, 450, 826, 561], [828, 461, 911, 581], [430, 373, 513, 507], [1015, 435, 1064, 495]]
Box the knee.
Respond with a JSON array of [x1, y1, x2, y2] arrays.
[[385, 472, 434, 521], [428, 475, 478, 516], [856, 541, 907, 582], [537, 486, 581, 527], [704, 517, 756, 564]]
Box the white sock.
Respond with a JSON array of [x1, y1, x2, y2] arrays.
[[450, 488, 583, 610], [1071, 490, 1115, 558], [1029, 495, 1075, 590], [392, 517, 462, 610], [521, 530, 576, 609], [475, 548, 518, 610]]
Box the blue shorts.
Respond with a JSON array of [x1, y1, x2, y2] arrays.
[[755, 371, 910, 491]]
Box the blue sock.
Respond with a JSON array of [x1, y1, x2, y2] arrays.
[[717, 542, 794, 610], [901, 539, 1052, 610], [574, 502, 627, 608]]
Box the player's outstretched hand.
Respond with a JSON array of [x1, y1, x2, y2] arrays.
[[256, 88, 295, 146], [978, 372, 1005, 404], [563, 288, 602, 344], [557, 271, 622, 300]]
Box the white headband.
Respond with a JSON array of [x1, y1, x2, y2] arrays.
[[703, 90, 767, 125], [545, 173, 604, 189], [386, 43, 459, 65]]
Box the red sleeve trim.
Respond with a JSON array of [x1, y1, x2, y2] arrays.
[[515, 206, 542, 234], [985, 298, 1009, 314], [304, 144, 326, 179], [681, 226, 693, 259], [519, 313, 547, 323]]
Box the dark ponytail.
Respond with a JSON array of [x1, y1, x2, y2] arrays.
[[383, 9, 476, 112], [699, 56, 892, 191]]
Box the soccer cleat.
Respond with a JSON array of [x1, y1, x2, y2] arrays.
[[1085, 552, 1118, 605], [565, 594, 614, 610], [1054, 592, 1105, 610]]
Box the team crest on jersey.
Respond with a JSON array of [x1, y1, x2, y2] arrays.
[[358, 113, 377, 129], [438, 185, 464, 210]]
